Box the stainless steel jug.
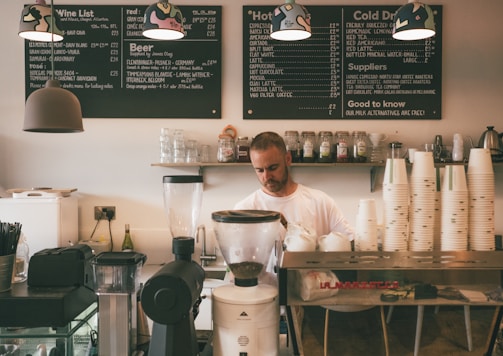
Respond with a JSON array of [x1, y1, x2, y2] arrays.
[[478, 126, 503, 160]]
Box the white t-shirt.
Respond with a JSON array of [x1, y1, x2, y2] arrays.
[[234, 183, 355, 240]]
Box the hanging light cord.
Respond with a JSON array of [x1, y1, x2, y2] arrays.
[[50, 0, 55, 80]]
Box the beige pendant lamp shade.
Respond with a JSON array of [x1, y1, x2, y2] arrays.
[[19, 0, 64, 42], [270, 0, 311, 41], [21, 0, 83, 133], [24, 80, 83, 133], [143, 0, 186, 40], [392, 0, 435, 41]]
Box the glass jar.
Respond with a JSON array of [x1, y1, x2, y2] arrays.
[[12, 233, 29, 284], [217, 136, 236, 162], [236, 136, 250, 162], [352, 131, 368, 163], [284, 131, 301, 162], [335, 131, 350, 162], [318, 131, 333, 163], [388, 141, 404, 159], [301, 131, 316, 163]]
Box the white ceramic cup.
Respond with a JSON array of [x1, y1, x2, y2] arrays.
[[318, 232, 351, 252]]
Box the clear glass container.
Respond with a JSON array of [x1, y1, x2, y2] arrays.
[[352, 131, 368, 163], [236, 136, 251, 162], [284, 130, 301, 162], [12, 234, 29, 284], [301, 131, 316, 163], [217, 136, 236, 163], [335, 131, 350, 162], [318, 131, 333, 163]]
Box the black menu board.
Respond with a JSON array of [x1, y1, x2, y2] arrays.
[[25, 5, 221, 118], [243, 5, 442, 120]]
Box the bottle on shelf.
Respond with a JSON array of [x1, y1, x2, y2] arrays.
[[301, 131, 316, 163], [121, 224, 134, 252]]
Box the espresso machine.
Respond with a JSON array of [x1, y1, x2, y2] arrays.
[[211, 210, 282, 356], [141, 175, 205, 356]]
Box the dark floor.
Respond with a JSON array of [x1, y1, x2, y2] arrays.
[[298, 305, 502, 356]]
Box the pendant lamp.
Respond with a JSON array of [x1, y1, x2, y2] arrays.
[[392, 0, 435, 41], [270, 0, 311, 41], [19, 0, 64, 42], [143, 0, 186, 40], [23, 0, 83, 133]]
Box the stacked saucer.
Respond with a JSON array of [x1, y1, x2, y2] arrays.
[[440, 165, 469, 251], [467, 148, 495, 251], [382, 158, 409, 251], [408, 151, 436, 251], [355, 198, 379, 251]]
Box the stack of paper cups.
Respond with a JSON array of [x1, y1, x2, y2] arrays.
[[409, 151, 436, 251], [382, 158, 409, 251], [440, 165, 469, 251], [355, 198, 378, 251], [467, 148, 495, 251]]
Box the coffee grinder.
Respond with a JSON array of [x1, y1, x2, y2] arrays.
[[141, 175, 205, 356], [211, 210, 281, 356], [92, 251, 147, 356]]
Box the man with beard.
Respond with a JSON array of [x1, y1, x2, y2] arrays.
[[234, 131, 355, 284]]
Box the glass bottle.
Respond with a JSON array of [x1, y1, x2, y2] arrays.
[[121, 224, 134, 251], [284, 131, 301, 162], [236, 136, 251, 162], [12, 233, 29, 284], [352, 131, 368, 163], [318, 131, 333, 163], [335, 131, 350, 162], [301, 131, 316, 163]]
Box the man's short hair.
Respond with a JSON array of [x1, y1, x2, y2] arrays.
[[250, 131, 287, 154]]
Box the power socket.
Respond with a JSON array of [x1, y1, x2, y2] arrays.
[[94, 206, 116, 220]]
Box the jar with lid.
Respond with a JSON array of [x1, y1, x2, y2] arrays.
[[301, 131, 316, 163], [236, 136, 251, 162], [387, 141, 404, 159], [352, 131, 368, 163], [12, 233, 29, 284], [217, 135, 236, 163], [335, 131, 350, 162], [318, 131, 333, 163], [284, 131, 301, 162]]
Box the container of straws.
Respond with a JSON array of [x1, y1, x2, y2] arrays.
[[0, 221, 22, 292]]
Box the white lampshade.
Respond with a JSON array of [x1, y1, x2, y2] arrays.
[[270, 0, 311, 41], [24, 80, 83, 133], [18, 0, 64, 42], [143, 0, 186, 40], [392, 0, 435, 41]]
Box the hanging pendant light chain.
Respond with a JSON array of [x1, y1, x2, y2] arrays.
[[50, 0, 55, 80]]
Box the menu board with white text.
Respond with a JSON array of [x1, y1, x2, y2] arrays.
[[25, 5, 222, 118], [243, 5, 442, 120]]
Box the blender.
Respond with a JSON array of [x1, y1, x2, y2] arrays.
[[211, 210, 282, 356], [141, 175, 205, 356]]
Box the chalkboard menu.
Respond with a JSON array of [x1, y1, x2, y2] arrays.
[[243, 5, 442, 120], [25, 5, 221, 118]]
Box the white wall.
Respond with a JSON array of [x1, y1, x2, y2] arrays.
[[1, 0, 502, 265]]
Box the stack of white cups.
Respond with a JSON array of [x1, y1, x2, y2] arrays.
[[355, 198, 378, 251], [408, 151, 436, 251], [433, 167, 442, 250], [467, 148, 495, 251], [440, 165, 469, 250], [382, 158, 409, 251]]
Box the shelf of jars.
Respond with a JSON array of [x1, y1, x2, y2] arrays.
[[151, 161, 500, 193]]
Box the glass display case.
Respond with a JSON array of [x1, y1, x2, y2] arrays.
[[0, 303, 97, 356]]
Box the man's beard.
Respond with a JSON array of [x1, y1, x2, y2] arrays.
[[263, 171, 288, 193]]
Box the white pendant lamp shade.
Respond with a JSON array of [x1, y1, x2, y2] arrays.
[[143, 0, 186, 40], [19, 0, 64, 42], [24, 80, 83, 133], [392, 0, 435, 41], [270, 0, 311, 41]]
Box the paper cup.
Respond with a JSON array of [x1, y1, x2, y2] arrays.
[[383, 158, 408, 184], [442, 165, 467, 192], [411, 151, 435, 178], [468, 148, 493, 174]]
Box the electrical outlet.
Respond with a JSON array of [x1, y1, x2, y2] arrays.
[[94, 206, 116, 220]]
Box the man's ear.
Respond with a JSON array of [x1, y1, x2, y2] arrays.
[[285, 150, 293, 166]]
